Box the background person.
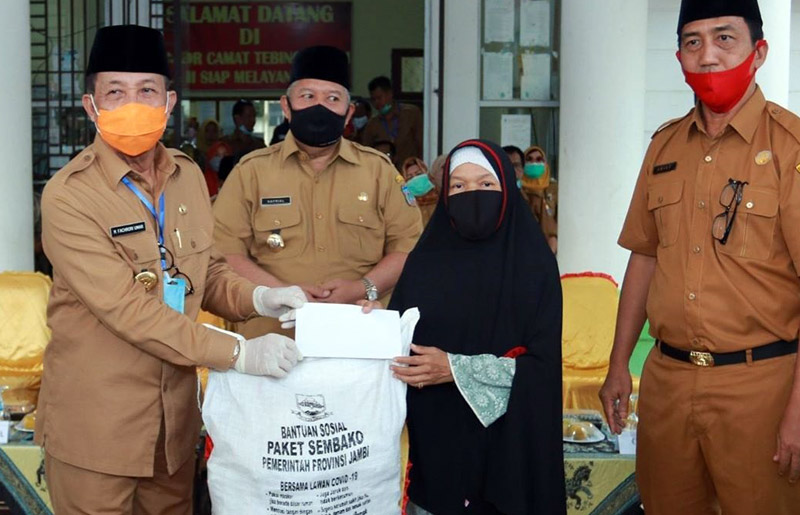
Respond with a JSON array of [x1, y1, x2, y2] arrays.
[[362, 76, 423, 168], [521, 145, 558, 253], [401, 156, 439, 227], [220, 99, 265, 157], [600, 1, 800, 512], [389, 139, 565, 515]]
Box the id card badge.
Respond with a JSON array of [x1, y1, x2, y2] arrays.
[[163, 273, 186, 314]]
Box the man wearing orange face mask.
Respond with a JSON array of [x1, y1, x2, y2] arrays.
[[38, 25, 308, 513], [600, 1, 800, 513]]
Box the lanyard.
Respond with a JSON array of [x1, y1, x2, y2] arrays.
[[121, 176, 167, 271], [380, 115, 399, 141]]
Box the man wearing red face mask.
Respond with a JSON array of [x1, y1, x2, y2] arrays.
[[39, 26, 308, 513], [600, 0, 800, 513]]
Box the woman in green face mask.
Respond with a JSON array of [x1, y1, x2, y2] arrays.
[[402, 157, 439, 227], [521, 145, 558, 253]]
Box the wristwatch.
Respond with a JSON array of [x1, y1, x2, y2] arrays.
[[361, 277, 379, 301]]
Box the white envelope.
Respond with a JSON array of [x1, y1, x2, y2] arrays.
[[294, 303, 403, 359]]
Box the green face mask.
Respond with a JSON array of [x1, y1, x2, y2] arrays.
[[379, 103, 393, 115], [524, 162, 546, 178], [405, 174, 435, 197]]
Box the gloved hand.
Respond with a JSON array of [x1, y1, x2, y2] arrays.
[[233, 333, 300, 377], [253, 285, 307, 318]]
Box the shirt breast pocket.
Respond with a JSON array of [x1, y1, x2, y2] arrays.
[[253, 206, 304, 259], [337, 206, 384, 265], [116, 233, 161, 271], [169, 227, 212, 292], [647, 181, 683, 248], [715, 187, 778, 261]]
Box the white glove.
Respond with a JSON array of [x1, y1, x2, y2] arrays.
[[253, 285, 307, 318], [234, 333, 300, 377]]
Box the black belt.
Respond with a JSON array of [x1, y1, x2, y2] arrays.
[[657, 339, 798, 367]]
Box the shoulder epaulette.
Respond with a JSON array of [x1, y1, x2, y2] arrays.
[[238, 144, 280, 164], [351, 141, 393, 165], [651, 111, 692, 139], [61, 149, 96, 177], [766, 102, 800, 144]]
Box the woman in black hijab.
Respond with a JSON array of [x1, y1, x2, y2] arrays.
[[389, 139, 565, 514]]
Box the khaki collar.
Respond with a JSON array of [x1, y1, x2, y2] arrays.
[[92, 134, 178, 189], [689, 86, 765, 144], [279, 132, 360, 167]]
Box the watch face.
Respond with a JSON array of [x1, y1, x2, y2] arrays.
[[367, 290, 378, 301]]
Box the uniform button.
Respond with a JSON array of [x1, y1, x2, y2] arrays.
[[693, 246, 701, 254], [273, 220, 281, 226], [317, 245, 326, 252], [772, 107, 782, 115], [745, 201, 754, 209], [688, 292, 696, 301], [83, 155, 91, 161], [691, 338, 700, 347], [132, 252, 139, 260], [657, 196, 664, 204], [704, 155, 712, 163], [191, 240, 196, 249], [316, 213, 323, 220], [358, 215, 364, 222], [300, 153, 309, 161], [698, 200, 706, 209]]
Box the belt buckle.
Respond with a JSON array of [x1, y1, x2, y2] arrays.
[[689, 351, 715, 367]]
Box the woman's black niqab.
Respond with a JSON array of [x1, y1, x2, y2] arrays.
[[389, 139, 566, 514]]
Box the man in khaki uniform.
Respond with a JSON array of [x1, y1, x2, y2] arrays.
[[600, 1, 800, 513], [214, 46, 422, 339], [362, 76, 424, 169], [38, 25, 306, 514]]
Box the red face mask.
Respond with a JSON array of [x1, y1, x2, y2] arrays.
[[677, 40, 766, 114]]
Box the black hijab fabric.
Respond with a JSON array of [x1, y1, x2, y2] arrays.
[[389, 139, 565, 514]]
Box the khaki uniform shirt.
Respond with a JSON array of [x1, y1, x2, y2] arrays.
[[37, 136, 256, 477], [619, 88, 800, 352], [213, 133, 423, 338], [521, 186, 558, 239], [362, 104, 423, 168]]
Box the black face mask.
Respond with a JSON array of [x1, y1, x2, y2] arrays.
[[447, 190, 503, 240], [289, 103, 347, 147]]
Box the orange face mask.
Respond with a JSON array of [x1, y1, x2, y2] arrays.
[[91, 95, 169, 156]]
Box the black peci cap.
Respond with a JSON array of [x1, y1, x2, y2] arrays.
[[289, 46, 350, 90], [86, 25, 171, 78], [678, 0, 762, 35]]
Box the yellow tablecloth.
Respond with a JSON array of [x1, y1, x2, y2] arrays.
[[563, 368, 641, 416], [2, 439, 637, 515]]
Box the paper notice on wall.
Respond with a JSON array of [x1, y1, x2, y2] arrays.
[[521, 53, 551, 100], [501, 115, 532, 152], [484, 0, 515, 43], [520, 0, 550, 47], [483, 52, 513, 100]]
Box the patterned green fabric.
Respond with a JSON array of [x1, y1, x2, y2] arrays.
[[448, 353, 516, 427]]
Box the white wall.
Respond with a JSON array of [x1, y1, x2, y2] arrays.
[[790, 0, 800, 112], [643, 0, 693, 150], [0, 0, 33, 271]]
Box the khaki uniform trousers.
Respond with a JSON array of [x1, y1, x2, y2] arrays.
[[45, 421, 194, 515], [637, 346, 800, 515]]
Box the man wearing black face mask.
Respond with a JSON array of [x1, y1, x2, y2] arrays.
[[213, 46, 423, 340]]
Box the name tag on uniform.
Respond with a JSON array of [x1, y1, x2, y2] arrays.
[[261, 197, 291, 207], [653, 162, 677, 175], [164, 274, 186, 314], [110, 221, 146, 237]]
